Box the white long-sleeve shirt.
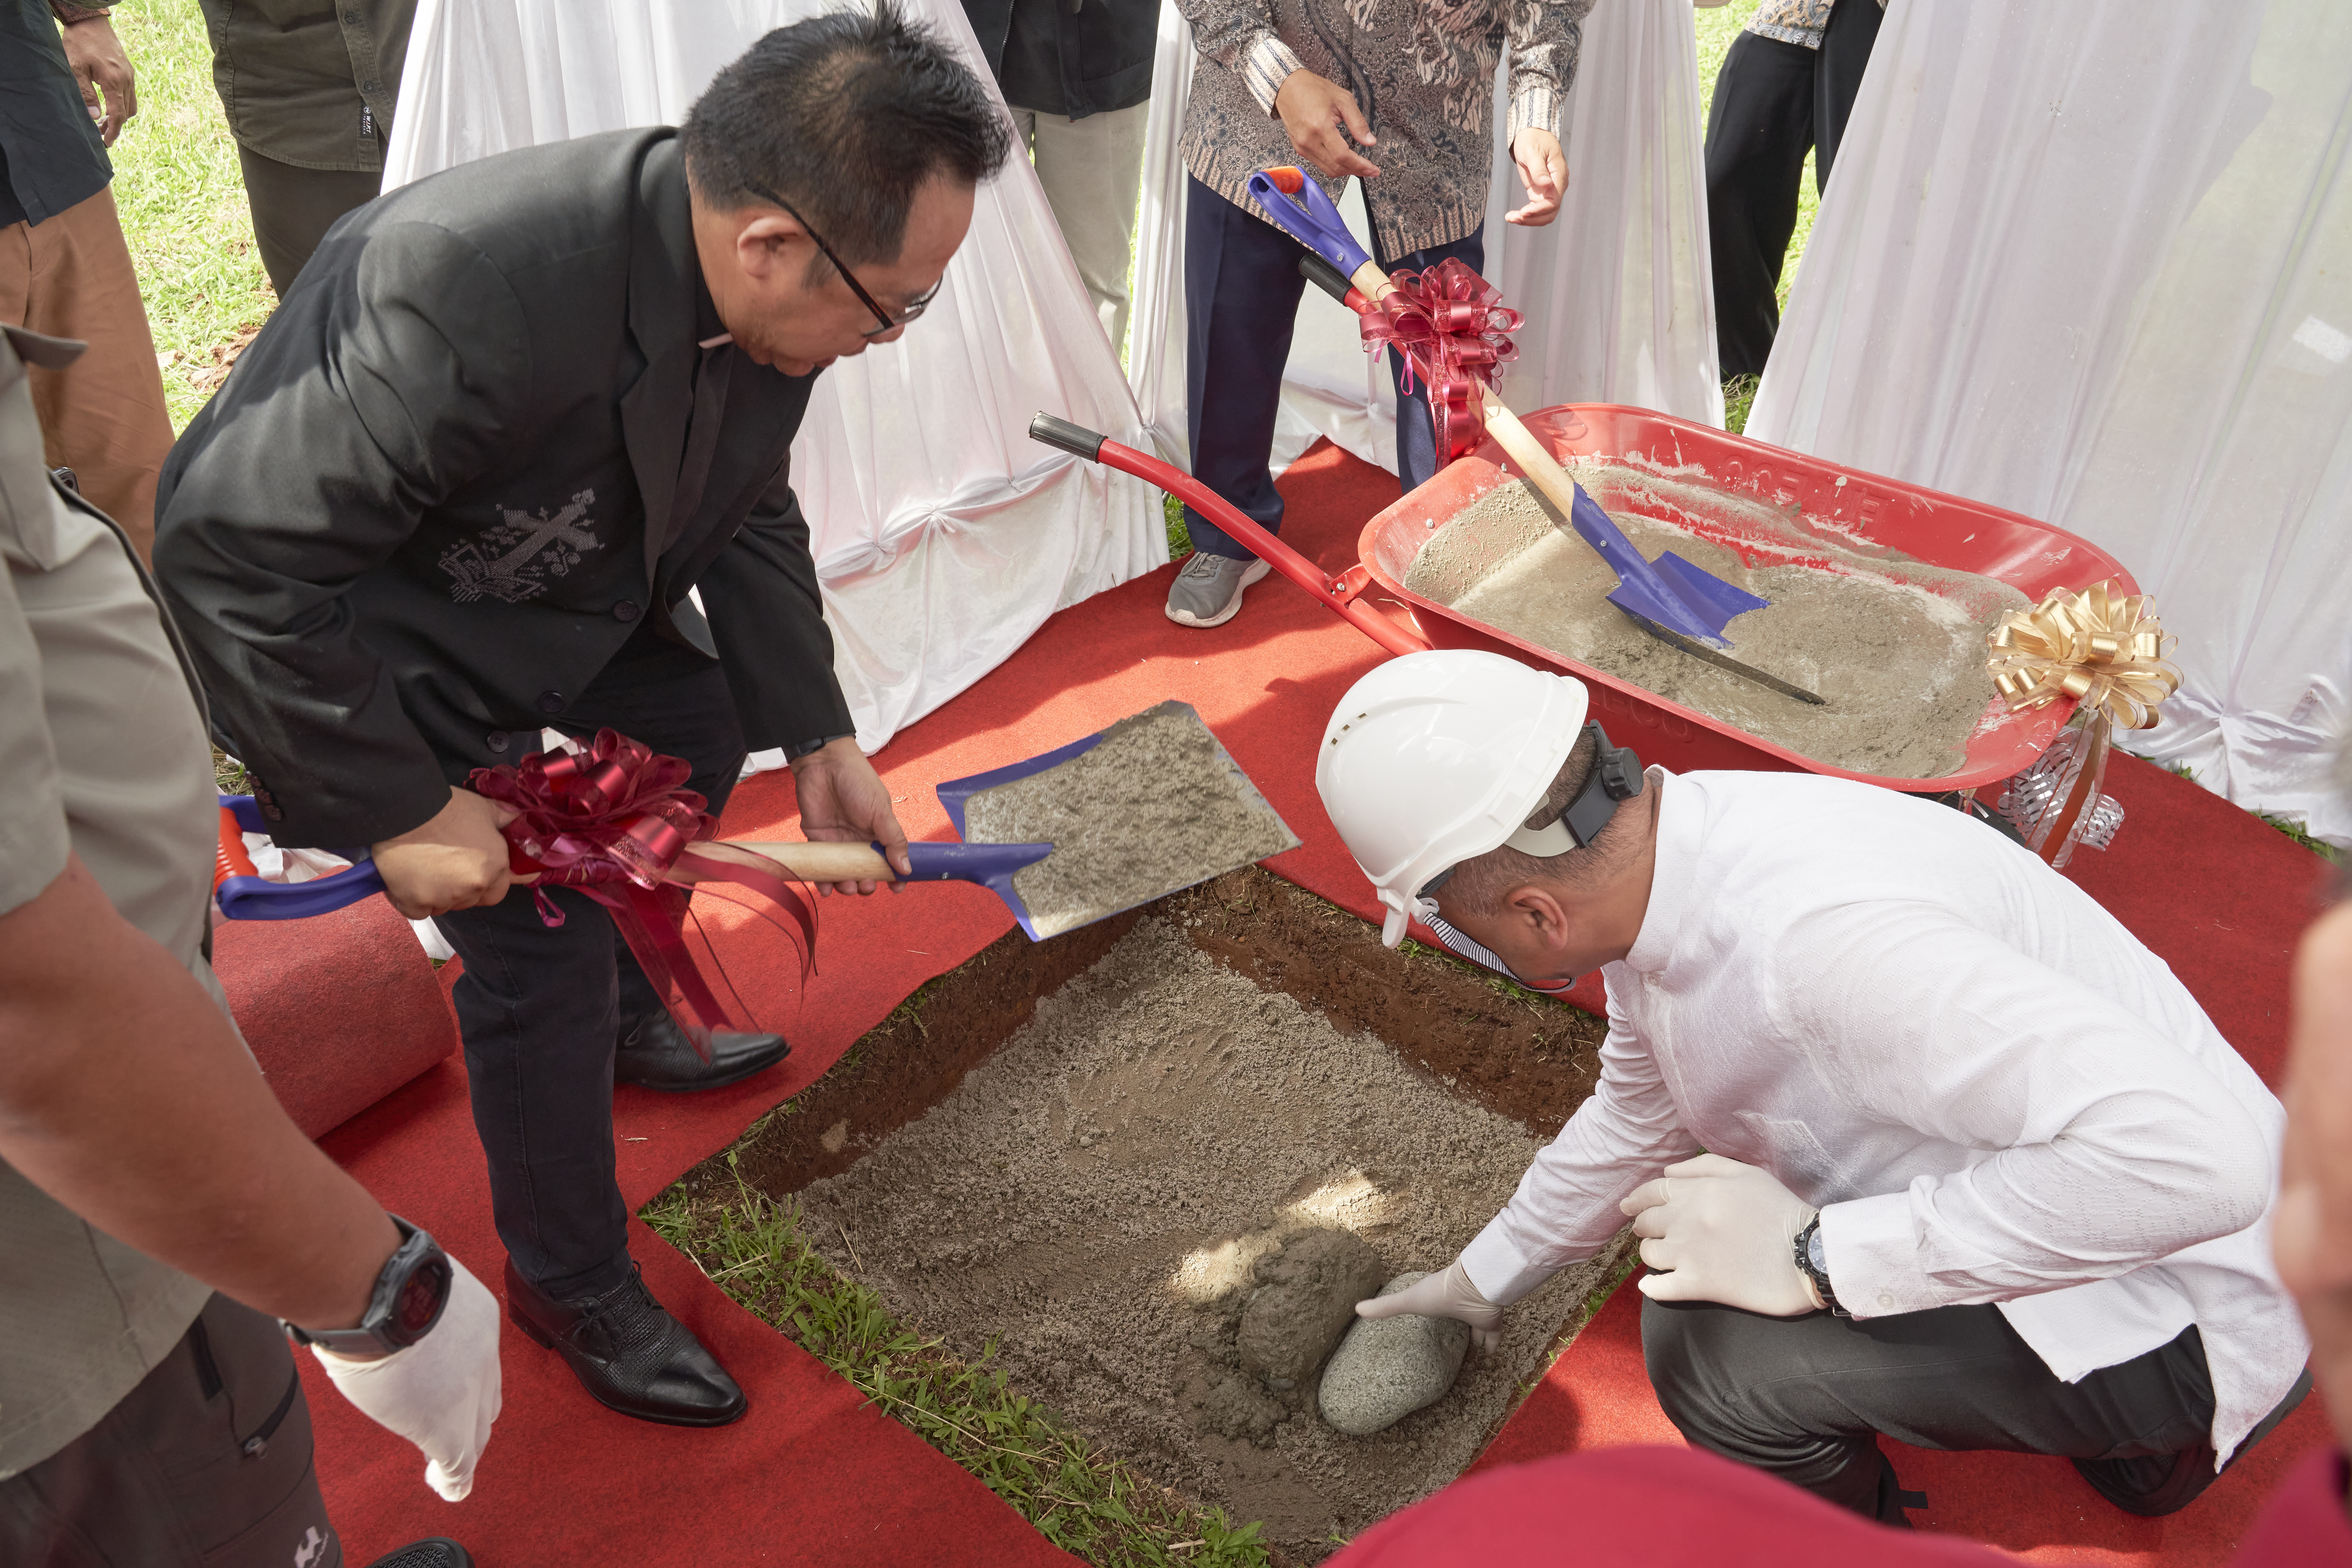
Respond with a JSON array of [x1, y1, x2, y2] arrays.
[[1458, 768, 2308, 1467]]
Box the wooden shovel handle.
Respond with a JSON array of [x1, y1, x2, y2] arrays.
[[1345, 261, 1583, 523], [512, 839, 897, 888], [673, 840, 896, 883]]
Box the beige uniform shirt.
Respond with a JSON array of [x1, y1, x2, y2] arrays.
[[0, 327, 225, 1477]]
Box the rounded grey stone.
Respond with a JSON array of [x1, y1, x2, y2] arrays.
[[1316, 1271, 1470, 1436]]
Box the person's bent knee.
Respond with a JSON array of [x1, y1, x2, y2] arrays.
[[1641, 1294, 1760, 1445]]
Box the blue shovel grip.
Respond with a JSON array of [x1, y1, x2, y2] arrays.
[[1244, 168, 1373, 280], [215, 793, 388, 920]]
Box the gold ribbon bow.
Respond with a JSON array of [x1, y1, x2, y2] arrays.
[[1985, 581, 2180, 866], [1987, 580, 2179, 731]]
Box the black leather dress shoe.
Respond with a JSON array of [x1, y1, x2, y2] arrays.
[[614, 1011, 789, 1092], [505, 1260, 748, 1427]]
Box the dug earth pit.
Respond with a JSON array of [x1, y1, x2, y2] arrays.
[[787, 917, 1627, 1560]]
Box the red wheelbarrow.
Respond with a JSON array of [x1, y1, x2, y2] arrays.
[[1030, 404, 2134, 796]]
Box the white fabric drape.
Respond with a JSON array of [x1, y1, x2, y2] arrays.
[[1130, 0, 1722, 472], [384, 0, 1164, 758], [1749, 0, 2352, 846]]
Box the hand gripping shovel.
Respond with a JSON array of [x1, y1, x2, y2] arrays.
[[1247, 167, 1824, 706], [212, 793, 1055, 922]]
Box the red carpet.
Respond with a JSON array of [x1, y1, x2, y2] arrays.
[[297, 440, 2334, 1564]]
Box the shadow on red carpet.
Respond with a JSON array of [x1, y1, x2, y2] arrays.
[[305, 440, 2332, 1566]]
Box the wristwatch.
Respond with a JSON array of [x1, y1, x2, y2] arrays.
[[1792, 1215, 1848, 1317], [284, 1216, 453, 1357]]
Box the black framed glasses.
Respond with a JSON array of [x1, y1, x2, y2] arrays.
[[741, 175, 939, 337]]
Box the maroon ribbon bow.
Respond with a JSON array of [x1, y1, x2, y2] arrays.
[[468, 730, 817, 1057], [1357, 257, 1524, 464]]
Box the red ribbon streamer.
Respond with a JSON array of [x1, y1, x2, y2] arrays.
[[1356, 257, 1524, 464], [467, 730, 817, 1057]]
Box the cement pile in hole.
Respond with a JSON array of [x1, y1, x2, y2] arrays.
[[1403, 464, 2031, 779], [793, 919, 1625, 1560], [964, 703, 1299, 938]]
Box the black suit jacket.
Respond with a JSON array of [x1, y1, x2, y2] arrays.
[[965, 0, 1155, 118], [156, 128, 854, 849]]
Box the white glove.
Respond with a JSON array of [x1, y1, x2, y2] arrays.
[[1355, 1258, 1505, 1354], [314, 1255, 502, 1501], [1621, 1153, 1821, 1317]]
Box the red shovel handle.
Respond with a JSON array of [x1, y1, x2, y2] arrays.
[[1029, 414, 1429, 659]]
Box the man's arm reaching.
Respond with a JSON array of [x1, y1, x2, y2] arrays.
[[0, 855, 398, 1330]]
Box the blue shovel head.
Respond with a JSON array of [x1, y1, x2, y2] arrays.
[[898, 839, 1055, 930], [1562, 482, 1824, 704]]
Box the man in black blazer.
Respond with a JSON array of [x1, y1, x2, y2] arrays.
[[156, 9, 1010, 1426]]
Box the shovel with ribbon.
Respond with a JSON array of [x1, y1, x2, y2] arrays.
[[1244, 166, 1822, 706], [214, 731, 1057, 1052]]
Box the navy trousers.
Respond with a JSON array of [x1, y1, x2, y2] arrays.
[[1182, 174, 1484, 560], [432, 628, 746, 1301]]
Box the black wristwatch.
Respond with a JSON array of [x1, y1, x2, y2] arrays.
[[1793, 1215, 1848, 1318], [284, 1216, 453, 1356]]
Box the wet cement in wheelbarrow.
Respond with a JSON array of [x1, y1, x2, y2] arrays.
[[1404, 465, 2031, 779], [792, 918, 1623, 1561], [963, 703, 1300, 939]]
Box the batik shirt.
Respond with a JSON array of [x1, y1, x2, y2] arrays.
[[1745, 0, 1884, 52], [1177, 0, 1594, 260]]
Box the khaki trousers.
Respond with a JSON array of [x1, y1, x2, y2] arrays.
[[0, 185, 175, 561], [1012, 101, 1150, 360]]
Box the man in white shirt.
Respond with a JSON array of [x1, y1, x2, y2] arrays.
[[1320, 650, 2311, 1523]]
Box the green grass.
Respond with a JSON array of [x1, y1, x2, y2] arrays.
[[645, 1171, 1272, 1568], [105, 0, 275, 433], [1720, 372, 1760, 436]]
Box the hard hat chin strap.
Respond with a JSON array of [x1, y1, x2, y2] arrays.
[[1505, 722, 1645, 858]]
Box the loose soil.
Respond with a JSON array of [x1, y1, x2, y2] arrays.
[[965, 703, 1301, 937], [1405, 464, 2030, 779], [789, 919, 1626, 1561], [682, 866, 1609, 1208]]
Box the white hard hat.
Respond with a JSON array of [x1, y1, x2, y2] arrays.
[[1315, 650, 1590, 948]]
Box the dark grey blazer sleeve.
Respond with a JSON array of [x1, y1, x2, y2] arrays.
[[697, 462, 856, 754], [155, 221, 532, 847]]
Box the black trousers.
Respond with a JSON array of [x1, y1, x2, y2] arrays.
[[0, 1294, 342, 1568], [433, 631, 747, 1301], [1181, 174, 1483, 560], [1644, 1295, 2223, 1523], [1703, 0, 1884, 377], [233, 145, 384, 300]]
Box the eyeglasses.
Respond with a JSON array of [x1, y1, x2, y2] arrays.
[[740, 175, 939, 337]]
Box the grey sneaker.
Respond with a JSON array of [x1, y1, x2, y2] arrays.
[[1165, 551, 1272, 628]]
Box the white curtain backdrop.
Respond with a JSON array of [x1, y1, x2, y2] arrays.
[[1130, 0, 1721, 472], [385, 0, 1164, 759], [1749, 0, 2352, 845]]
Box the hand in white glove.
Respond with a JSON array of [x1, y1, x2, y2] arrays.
[[1354, 1258, 1505, 1354], [1620, 1153, 1822, 1317], [314, 1255, 502, 1500]]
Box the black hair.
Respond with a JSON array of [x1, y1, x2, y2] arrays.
[[680, 2, 1011, 267]]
